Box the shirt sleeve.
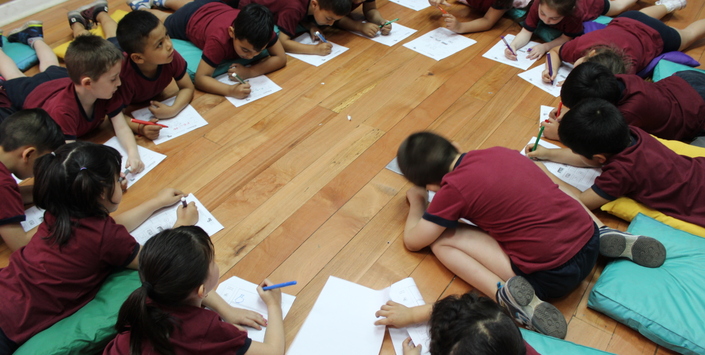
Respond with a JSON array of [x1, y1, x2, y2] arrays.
[[592, 161, 633, 201], [266, 32, 279, 49], [558, 16, 584, 37], [201, 36, 228, 68], [521, 1, 540, 31], [100, 217, 139, 267], [276, 8, 305, 37], [423, 185, 466, 228], [0, 181, 25, 226], [48, 106, 80, 140], [204, 313, 252, 354], [171, 51, 188, 81], [558, 39, 579, 63]]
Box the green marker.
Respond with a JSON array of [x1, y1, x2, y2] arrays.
[[379, 18, 399, 28], [233, 73, 246, 85], [532, 126, 545, 152]]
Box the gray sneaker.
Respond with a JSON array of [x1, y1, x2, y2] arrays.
[[599, 227, 666, 268], [496, 276, 567, 339]]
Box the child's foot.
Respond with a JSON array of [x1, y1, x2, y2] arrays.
[[7, 21, 43, 47], [77, 0, 109, 26], [127, 0, 153, 11], [655, 0, 687, 12], [68, 10, 89, 29], [599, 227, 666, 268], [496, 276, 567, 339]]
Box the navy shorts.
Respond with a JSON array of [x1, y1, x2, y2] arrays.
[[617, 11, 681, 52], [3, 65, 69, 108], [164, 0, 222, 41], [674, 70, 705, 102], [601, 0, 610, 15], [511, 223, 600, 300], [0, 326, 18, 355]]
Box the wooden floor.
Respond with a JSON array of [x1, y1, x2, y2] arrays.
[[3, 0, 704, 353]]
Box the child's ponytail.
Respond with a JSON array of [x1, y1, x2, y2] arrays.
[[33, 142, 121, 246], [114, 226, 215, 355]]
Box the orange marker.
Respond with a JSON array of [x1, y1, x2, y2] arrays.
[[131, 118, 168, 128], [437, 5, 448, 14], [556, 102, 563, 117]]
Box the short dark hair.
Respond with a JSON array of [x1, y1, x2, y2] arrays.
[[583, 45, 629, 75], [397, 132, 459, 187], [540, 0, 577, 16], [429, 292, 526, 355], [116, 10, 161, 54], [318, 0, 353, 16], [33, 142, 122, 246], [0, 109, 64, 153], [558, 98, 631, 159], [561, 62, 621, 108], [115, 226, 214, 355], [233, 3, 275, 51], [65, 35, 123, 84]]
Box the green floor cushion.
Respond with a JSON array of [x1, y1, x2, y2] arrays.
[[653, 59, 705, 82], [588, 214, 705, 355], [1, 37, 38, 72], [521, 329, 614, 354], [14, 269, 140, 355]]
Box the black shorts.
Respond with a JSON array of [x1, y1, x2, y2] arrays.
[[617, 11, 681, 52], [106, 36, 122, 51], [511, 223, 600, 300], [601, 0, 610, 15], [0, 326, 18, 355], [164, 0, 222, 41], [674, 70, 705, 102], [3, 65, 69, 108]]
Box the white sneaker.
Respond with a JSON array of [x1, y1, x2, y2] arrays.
[[655, 0, 687, 12]]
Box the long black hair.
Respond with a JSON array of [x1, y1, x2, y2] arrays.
[[115, 226, 215, 355], [33, 141, 122, 246], [429, 292, 526, 355]]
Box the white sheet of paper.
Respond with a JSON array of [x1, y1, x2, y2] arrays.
[[540, 105, 554, 124], [12, 174, 21, 184], [103, 137, 166, 189], [386, 157, 402, 175], [389, 278, 431, 355], [20, 206, 45, 232], [388, 0, 430, 11], [287, 34, 349, 67], [522, 138, 601, 192], [517, 64, 571, 97], [287, 276, 387, 355], [216, 74, 283, 107], [403, 28, 476, 61], [131, 97, 208, 145], [216, 276, 296, 343], [482, 34, 540, 70], [130, 194, 224, 244], [350, 23, 417, 47]]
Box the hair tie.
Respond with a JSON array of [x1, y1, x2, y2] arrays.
[[50, 152, 56, 156], [79, 167, 87, 171], [142, 281, 154, 293]]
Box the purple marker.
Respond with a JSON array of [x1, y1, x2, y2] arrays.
[[500, 36, 515, 56], [547, 52, 554, 85]]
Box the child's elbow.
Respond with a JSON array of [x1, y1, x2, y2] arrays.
[[403, 236, 424, 252]]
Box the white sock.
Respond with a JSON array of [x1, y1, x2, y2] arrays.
[[27, 37, 42, 48]]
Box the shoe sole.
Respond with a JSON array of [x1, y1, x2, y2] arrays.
[[600, 232, 666, 268], [8, 21, 43, 37], [76, 1, 108, 23], [506, 277, 567, 339]]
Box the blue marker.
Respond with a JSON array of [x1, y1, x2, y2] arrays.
[[263, 281, 297, 290], [315, 31, 328, 43]]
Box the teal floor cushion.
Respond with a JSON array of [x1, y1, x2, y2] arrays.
[[521, 329, 614, 354], [14, 269, 140, 355], [1, 37, 38, 72], [588, 214, 705, 355], [653, 59, 705, 82]]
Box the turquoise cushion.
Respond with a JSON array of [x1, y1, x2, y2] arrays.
[[653, 59, 705, 82], [593, 15, 612, 25], [588, 214, 705, 355], [521, 329, 613, 354], [1, 37, 38, 72], [14, 269, 140, 355]]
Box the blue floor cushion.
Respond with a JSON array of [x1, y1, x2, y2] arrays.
[[588, 214, 705, 355], [521, 329, 614, 354], [653, 59, 705, 82], [1, 37, 38, 72]]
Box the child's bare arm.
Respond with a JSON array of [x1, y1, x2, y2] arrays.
[[0, 224, 37, 251], [203, 291, 268, 330], [194, 60, 251, 98], [245, 279, 285, 355], [125, 246, 141, 269], [375, 301, 433, 327], [533, 161, 610, 211], [149, 75, 195, 119], [577, 188, 610, 211], [404, 186, 446, 251], [233, 40, 287, 79], [526, 145, 600, 167], [278, 31, 332, 55], [336, 16, 380, 37], [529, 34, 571, 59], [446, 8, 506, 34], [113, 188, 189, 231], [110, 112, 144, 173]]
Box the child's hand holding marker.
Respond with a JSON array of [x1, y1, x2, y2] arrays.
[[175, 194, 199, 227], [131, 118, 164, 141], [312, 31, 333, 56], [378, 18, 398, 36], [501, 36, 518, 61], [228, 80, 252, 99]]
